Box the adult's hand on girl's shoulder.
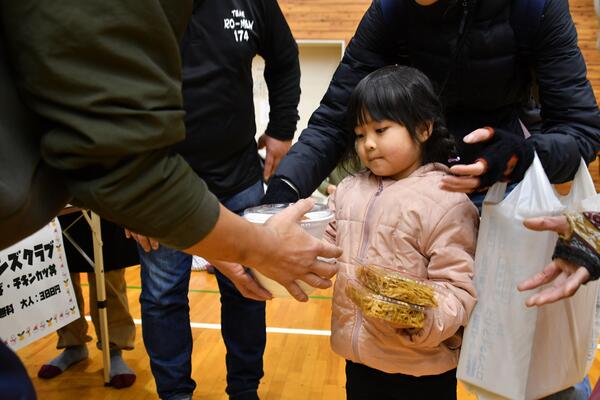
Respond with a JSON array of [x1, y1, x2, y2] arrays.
[[440, 127, 533, 192]]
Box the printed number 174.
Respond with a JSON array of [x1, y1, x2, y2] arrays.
[[234, 30, 249, 42]]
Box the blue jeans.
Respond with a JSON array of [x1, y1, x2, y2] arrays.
[[139, 180, 266, 400], [468, 182, 517, 211], [542, 377, 592, 400]]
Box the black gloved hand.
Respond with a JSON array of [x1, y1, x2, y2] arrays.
[[261, 176, 299, 205], [460, 127, 535, 189]]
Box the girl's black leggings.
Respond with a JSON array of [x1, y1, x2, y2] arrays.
[[345, 360, 457, 400]]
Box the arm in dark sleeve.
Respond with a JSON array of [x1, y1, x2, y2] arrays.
[[529, 0, 600, 183], [1, 0, 220, 249], [272, 0, 398, 197], [259, 0, 300, 141]]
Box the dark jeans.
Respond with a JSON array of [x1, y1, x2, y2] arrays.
[[345, 360, 457, 400], [468, 182, 517, 211], [139, 180, 265, 400]]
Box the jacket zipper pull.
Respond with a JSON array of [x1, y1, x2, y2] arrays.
[[376, 180, 383, 196], [459, 0, 469, 35]]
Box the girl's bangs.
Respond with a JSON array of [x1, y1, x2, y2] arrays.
[[356, 81, 407, 127]]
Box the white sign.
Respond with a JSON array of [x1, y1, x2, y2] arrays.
[[0, 219, 79, 350]]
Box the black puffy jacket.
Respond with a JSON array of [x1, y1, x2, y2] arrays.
[[274, 0, 600, 198]]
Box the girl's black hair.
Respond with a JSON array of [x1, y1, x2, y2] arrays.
[[343, 65, 456, 172]]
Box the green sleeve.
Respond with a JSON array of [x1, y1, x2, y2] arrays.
[[1, 0, 220, 249]]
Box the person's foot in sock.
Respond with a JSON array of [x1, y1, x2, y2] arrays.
[[38, 345, 89, 379], [109, 350, 136, 389]]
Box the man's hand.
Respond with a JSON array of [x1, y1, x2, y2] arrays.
[[125, 228, 159, 252], [440, 127, 533, 193], [254, 198, 341, 301], [258, 134, 292, 182], [517, 216, 591, 307], [210, 260, 272, 301], [182, 199, 341, 302]]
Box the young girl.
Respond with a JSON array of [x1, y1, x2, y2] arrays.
[[326, 65, 479, 399]]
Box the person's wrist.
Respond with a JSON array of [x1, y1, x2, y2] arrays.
[[262, 177, 300, 204], [553, 238, 600, 281], [243, 223, 279, 270]]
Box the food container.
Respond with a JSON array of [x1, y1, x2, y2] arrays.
[[243, 203, 335, 298], [243, 203, 334, 238], [345, 279, 427, 328], [356, 262, 438, 308]]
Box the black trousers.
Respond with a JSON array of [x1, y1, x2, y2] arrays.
[[345, 360, 457, 400]]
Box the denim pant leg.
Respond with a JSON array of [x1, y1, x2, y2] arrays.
[[139, 245, 195, 400], [541, 377, 592, 400], [218, 180, 266, 399], [215, 270, 266, 399], [469, 182, 518, 211]]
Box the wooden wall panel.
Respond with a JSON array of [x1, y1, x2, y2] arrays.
[[279, 0, 370, 42], [570, 0, 600, 190]]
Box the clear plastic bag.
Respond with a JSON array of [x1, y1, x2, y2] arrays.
[[355, 262, 439, 308], [345, 279, 428, 328]]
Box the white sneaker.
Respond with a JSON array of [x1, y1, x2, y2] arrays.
[[191, 256, 209, 271]]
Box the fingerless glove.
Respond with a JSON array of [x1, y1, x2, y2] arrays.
[[460, 127, 535, 189], [553, 212, 600, 281]]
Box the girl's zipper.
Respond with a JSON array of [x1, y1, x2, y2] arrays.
[[350, 177, 384, 362]]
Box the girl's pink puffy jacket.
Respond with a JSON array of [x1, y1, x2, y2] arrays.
[[327, 163, 479, 376]]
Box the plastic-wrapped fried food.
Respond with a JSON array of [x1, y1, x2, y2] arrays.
[[358, 264, 437, 307], [345, 280, 426, 328]]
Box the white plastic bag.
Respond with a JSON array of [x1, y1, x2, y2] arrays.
[[457, 155, 599, 400]]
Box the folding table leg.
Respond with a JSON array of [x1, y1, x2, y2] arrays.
[[88, 212, 111, 385]]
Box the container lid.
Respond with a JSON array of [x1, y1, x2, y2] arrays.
[[243, 203, 333, 224]]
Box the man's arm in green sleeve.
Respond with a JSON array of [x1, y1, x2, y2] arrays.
[[1, 0, 221, 248]]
